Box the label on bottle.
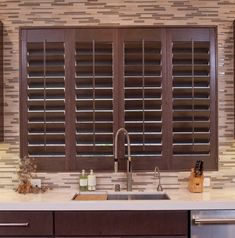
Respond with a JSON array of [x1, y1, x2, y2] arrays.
[[80, 178, 88, 186], [88, 175, 96, 191], [88, 176, 96, 186]]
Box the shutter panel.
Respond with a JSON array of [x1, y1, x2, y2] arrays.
[[75, 29, 115, 169], [21, 30, 67, 170], [169, 28, 217, 169], [120, 29, 168, 170], [27, 41, 65, 157]]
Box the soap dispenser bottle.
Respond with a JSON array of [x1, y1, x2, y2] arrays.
[[88, 169, 96, 191], [79, 169, 88, 192]]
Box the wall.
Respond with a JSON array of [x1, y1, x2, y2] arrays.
[[0, 0, 234, 190]]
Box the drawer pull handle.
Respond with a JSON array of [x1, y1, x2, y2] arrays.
[[193, 218, 235, 225], [0, 223, 29, 227]]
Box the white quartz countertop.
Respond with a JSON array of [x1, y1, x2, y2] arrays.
[[1, 188, 235, 210]]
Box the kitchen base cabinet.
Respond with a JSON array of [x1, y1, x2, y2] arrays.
[[55, 211, 188, 237], [0, 211, 188, 237], [56, 237, 187, 238], [0, 212, 53, 237]]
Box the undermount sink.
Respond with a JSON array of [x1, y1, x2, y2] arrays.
[[107, 193, 170, 200]]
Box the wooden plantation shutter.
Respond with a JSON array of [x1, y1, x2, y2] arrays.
[[119, 29, 169, 170], [20, 27, 217, 171], [167, 28, 217, 170], [20, 29, 68, 170], [74, 29, 116, 170]]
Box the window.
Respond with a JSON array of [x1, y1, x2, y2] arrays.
[[20, 27, 218, 171]]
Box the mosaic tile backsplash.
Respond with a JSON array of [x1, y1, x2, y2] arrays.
[[0, 0, 235, 190]]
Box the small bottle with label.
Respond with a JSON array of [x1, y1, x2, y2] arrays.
[[88, 169, 96, 191], [79, 169, 88, 192]]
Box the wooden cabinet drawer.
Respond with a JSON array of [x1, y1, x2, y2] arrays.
[[0, 212, 53, 236], [55, 237, 187, 238], [55, 211, 188, 236]]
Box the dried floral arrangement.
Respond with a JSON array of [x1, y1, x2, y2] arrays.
[[15, 156, 49, 194]]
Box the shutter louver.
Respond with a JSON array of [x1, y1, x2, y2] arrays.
[[124, 40, 163, 158], [27, 42, 65, 157], [172, 41, 211, 157], [75, 41, 113, 158]]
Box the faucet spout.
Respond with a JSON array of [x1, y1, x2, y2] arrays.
[[114, 128, 132, 191]]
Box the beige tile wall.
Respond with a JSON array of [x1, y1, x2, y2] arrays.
[[0, 0, 234, 190]]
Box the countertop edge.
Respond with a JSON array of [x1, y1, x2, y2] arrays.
[[0, 189, 235, 210]]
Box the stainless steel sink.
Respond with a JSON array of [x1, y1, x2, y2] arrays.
[[107, 193, 170, 200]]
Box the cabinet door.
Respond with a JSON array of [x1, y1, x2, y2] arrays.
[[55, 211, 188, 237], [55, 236, 187, 238], [0, 212, 53, 236]]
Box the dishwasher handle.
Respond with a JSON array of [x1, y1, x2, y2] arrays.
[[193, 217, 235, 225]]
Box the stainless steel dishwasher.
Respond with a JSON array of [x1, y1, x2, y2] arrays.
[[191, 210, 235, 238]]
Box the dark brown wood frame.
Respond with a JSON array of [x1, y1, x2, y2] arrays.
[[234, 21, 235, 138], [20, 26, 218, 172], [0, 22, 3, 142]]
